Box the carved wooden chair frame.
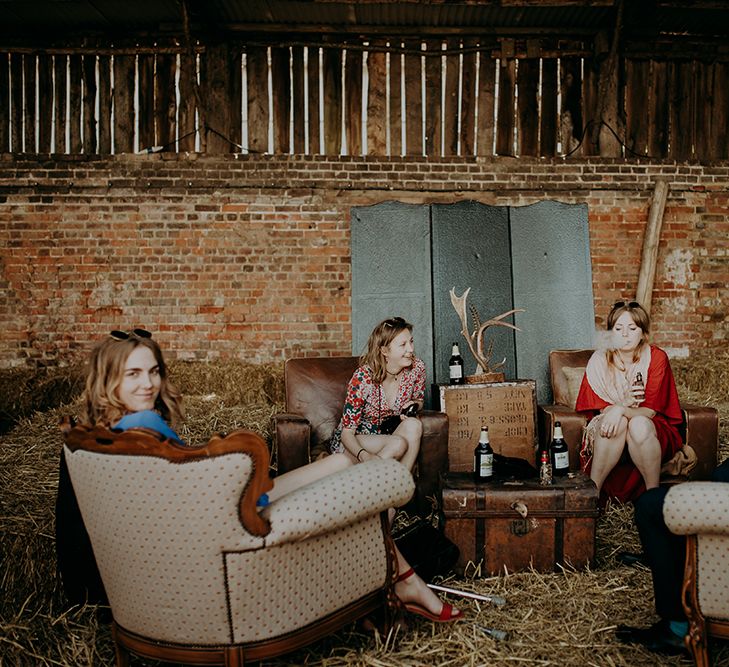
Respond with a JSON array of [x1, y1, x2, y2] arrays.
[[681, 534, 729, 667], [63, 422, 400, 667]]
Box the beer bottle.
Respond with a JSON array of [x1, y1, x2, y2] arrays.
[[632, 371, 645, 405], [550, 421, 570, 476], [474, 426, 494, 482], [539, 450, 553, 486], [449, 343, 465, 385]]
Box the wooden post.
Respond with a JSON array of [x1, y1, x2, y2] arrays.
[[635, 180, 669, 314], [389, 42, 402, 156], [366, 43, 387, 156], [424, 39, 442, 157], [476, 50, 495, 156], [0, 53, 9, 152]]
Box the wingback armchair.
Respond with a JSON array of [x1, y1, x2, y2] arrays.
[[664, 482, 729, 667], [273, 356, 449, 514], [62, 423, 414, 666], [537, 349, 718, 480]]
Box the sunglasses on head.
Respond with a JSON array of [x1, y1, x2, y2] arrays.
[[383, 317, 407, 328], [613, 301, 641, 309], [109, 328, 152, 341]]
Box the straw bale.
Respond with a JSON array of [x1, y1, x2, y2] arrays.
[[0, 364, 84, 433], [2, 356, 729, 666]]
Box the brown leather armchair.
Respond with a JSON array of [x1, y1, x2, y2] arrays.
[[537, 349, 718, 480], [273, 356, 449, 514]]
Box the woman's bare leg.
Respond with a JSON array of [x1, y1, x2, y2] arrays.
[[353, 433, 408, 462], [393, 417, 422, 472], [626, 416, 661, 490], [268, 452, 352, 502], [393, 545, 460, 618], [590, 417, 628, 494]]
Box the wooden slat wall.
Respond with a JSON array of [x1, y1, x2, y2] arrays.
[[291, 46, 305, 154], [496, 58, 515, 156], [460, 40, 477, 157], [0, 43, 727, 160], [540, 58, 558, 157], [477, 54, 495, 156], [82, 55, 97, 153], [68, 55, 82, 153], [307, 46, 321, 154], [424, 40, 441, 157], [97, 55, 112, 154], [443, 39, 459, 156], [389, 45, 402, 156], [323, 46, 342, 155], [0, 55, 9, 152], [366, 44, 386, 156], [23, 54, 36, 152], [404, 40, 422, 156], [270, 45, 290, 154], [517, 58, 539, 156], [10, 54, 22, 152], [345, 48, 362, 155], [625, 59, 649, 156]]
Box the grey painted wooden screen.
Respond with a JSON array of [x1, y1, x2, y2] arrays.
[[351, 200, 594, 406]]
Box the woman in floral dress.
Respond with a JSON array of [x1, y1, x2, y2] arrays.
[[330, 316, 424, 471]]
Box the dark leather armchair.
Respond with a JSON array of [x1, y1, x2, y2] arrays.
[[537, 349, 719, 480], [273, 356, 449, 513]]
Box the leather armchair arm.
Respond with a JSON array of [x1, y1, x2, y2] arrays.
[[261, 459, 415, 546], [537, 404, 587, 471], [272, 413, 311, 474], [415, 410, 449, 512], [664, 482, 729, 535], [680, 404, 719, 480]]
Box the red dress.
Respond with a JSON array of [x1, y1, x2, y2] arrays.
[[575, 345, 683, 503]]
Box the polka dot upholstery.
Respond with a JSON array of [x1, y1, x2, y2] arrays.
[[664, 482, 729, 620], [227, 518, 388, 642], [664, 483, 729, 536], [262, 459, 415, 546], [63, 445, 414, 647]]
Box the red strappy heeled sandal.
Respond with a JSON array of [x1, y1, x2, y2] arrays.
[[396, 568, 464, 623]]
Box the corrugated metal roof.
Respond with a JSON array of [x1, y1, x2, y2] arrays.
[[0, 0, 726, 40]]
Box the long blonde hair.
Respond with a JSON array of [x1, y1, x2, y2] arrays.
[[81, 333, 183, 427], [359, 316, 413, 384], [606, 301, 650, 370]]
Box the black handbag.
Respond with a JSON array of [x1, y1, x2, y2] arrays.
[[392, 518, 460, 582], [493, 452, 538, 480], [379, 414, 402, 435]]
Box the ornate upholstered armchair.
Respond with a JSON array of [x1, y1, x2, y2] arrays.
[[537, 349, 718, 479], [62, 423, 414, 666], [273, 356, 449, 514], [664, 482, 729, 667]]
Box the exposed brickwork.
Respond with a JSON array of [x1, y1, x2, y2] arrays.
[[0, 153, 727, 368]]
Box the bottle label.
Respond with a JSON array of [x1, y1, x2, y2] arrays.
[[554, 451, 569, 469], [449, 364, 463, 379], [477, 453, 493, 478]]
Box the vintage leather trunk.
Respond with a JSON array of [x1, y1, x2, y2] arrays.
[[441, 472, 598, 575]]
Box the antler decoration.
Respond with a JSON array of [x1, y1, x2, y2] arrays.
[[449, 287, 524, 374]]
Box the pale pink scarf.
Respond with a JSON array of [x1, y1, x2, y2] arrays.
[[581, 344, 651, 460]]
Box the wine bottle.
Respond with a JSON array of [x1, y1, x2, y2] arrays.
[[474, 425, 494, 482], [449, 342, 465, 385], [550, 421, 570, 476], [632, 371, 645, 405], [539, 450, 553, 486]]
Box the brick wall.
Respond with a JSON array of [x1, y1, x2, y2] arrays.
[[0, 154, 726, 368]]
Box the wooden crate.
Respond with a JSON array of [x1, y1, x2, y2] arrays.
[[438, 380, 537, 472]]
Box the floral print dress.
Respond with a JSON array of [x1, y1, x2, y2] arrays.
[[329, 357, 426, 454]]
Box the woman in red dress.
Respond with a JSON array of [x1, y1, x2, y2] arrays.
[[575, 301, 683, 503]]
